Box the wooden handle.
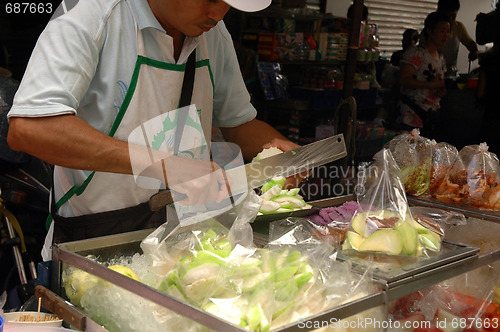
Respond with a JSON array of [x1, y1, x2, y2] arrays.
[[149, 190, 188, 211], [34, 285, 87, 330]]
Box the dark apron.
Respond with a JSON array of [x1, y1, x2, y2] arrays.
[[52, 202, 165, 243]]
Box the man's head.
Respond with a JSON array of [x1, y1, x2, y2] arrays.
[[149, 0, 271, 38], [347, 4, 369, 22], [437, 0, 460, 23]]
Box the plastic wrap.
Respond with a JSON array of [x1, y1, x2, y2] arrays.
[[307, 201, 360, 247], [386, 129, 433, 196], [143, 212, 377, 331], [61, 191, 380, 332], [141, 191, 261, 276], [435, 143, 500, 210], [388, 265, 500, 331], [409, 206, 466, 237], [268, 217, 384, 331], [344, 149, 443, 256], [429, 141, 459, 196], [62, 255, 206, 332]]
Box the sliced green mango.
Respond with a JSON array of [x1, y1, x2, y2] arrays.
[[359, 229, 403, 255], [261, 184, 282, 200], [395, 221, 419, 256], [419, 231, 441, 252], [259, 200, 281, 214], [351, 211, 368, 236], [347, 231, 365, 250], [271, 195, 306, 208]]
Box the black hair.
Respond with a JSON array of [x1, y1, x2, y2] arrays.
[[422, 11, 451, 40], [437, 0, 460, 13], [347, 4, 369, 21], [402, 29, 420, 49]]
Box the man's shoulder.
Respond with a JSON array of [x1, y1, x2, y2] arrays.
[[454, 21, 467, 34], [205, 21, 233, 46], [56, 0, 123, 19], [51, 0, 130, 41]]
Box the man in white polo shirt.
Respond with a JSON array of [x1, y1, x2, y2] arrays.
[[7, 0, 298, 259]]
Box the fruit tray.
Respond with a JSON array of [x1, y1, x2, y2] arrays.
[[52, 229, 384, 332], [408, 195, 500, 223], [338, 240, 479, 286]]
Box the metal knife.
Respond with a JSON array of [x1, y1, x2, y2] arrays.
[[149, 134, 347, 211]]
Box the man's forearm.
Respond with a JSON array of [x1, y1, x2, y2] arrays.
[[220, 118, 290, 160], [7, 114, 135, 174]]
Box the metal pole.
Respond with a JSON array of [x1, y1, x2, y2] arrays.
[[3, 214, 28, 284], [336, 0, 365, 165], [343, 0, 364, 100]]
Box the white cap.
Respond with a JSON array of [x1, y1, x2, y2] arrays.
[[223, 0, 271, 12]]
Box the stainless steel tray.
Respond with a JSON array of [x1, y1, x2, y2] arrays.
[[338, 240, 479, 287], [254, 195, 480, 285], [408, 195, 500, 223], [50, 194, 499, 331], [52, 228, 383, 332]]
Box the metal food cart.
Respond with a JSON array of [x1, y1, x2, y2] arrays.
[[44, 194, 500, 331]]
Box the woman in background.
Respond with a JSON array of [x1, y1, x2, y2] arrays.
[[391, 29, 420, 67], [397, 11, 450, 139]]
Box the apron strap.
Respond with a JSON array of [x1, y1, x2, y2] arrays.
[[174, 50, 196, 155]]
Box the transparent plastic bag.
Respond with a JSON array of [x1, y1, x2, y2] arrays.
[[267, 217, 383, 330], [435, 143, 500, 210], [429, 141, 459, 196], [388, 265, 500, 331], [409, 206, 466, 237], [141, 190, 260, 276], [307, 201, 360, 247], [345, 149, 443, 256], [138, 192, 376, 331], [387, 128, 433, 196]]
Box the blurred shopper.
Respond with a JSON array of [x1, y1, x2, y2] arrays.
[[397, 11, 450, 139], [437, 0, 478, 76], [391, 29, 420, 67], [347, 4, 369, 22]]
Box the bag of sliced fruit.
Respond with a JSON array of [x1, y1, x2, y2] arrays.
[[344, 149, 443, 256], [386, 128, 433, 196], [435, 142, 500, 209], [141, 191, 371, 332], [428, 141, 459, 196]]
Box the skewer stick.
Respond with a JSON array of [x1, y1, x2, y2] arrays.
[[37, 297, 42, 319]]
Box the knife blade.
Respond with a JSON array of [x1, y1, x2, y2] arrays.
[[149, 134, 346, 211]]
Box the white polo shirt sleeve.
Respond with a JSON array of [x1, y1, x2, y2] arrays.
[[207, 22, 257, 128], [8, 1, 102, 119]]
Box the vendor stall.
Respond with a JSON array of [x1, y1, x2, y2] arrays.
[[39, 191, 500, 332]]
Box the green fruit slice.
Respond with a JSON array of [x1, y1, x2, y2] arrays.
[[359, 229, 403, 255]]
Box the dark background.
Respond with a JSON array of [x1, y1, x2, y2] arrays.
[[0, 0, 61, 80]]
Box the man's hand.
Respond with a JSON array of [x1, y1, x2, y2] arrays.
[[468, 49, 478, 61], [262, 139, 311, 190], [160, 157, 231, 206]]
